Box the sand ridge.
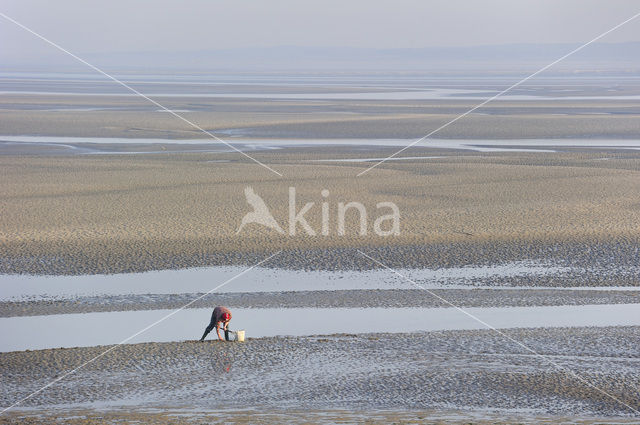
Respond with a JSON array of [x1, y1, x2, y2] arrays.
[[3, 288, 640, 317], [1, 149, 640, 275]]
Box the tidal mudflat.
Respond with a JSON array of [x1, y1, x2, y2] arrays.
[[1, 73, 639, 423], [1, 327, 639, 423], [2, 144, 638, 422], [2, 74, 640, 140]]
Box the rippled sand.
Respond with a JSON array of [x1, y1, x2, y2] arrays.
[[2, 408, 639, 425], [1, 148, 639, 276], [1, 327, 639, 422]]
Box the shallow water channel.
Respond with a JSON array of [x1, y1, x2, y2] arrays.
[[1, 304, 639, 352], [0, 260, 590, 301]]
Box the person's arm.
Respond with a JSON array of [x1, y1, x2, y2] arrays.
[[216, 321, 224, 340]]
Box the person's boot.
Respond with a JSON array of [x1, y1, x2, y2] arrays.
[[224, 330, 230, 341]]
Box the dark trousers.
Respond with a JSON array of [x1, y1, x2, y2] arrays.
[[200, 316, 230, 341]]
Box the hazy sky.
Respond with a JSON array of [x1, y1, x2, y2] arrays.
[[2, 0, 640, 63]]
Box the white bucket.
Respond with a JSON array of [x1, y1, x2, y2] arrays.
[[235, 330, 245, 342]]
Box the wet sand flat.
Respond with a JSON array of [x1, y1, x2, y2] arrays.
[[2, 99, 640, 140], [3, 288, 640, 317], [2, 408, 639, 425], [1, 327, 639, 421], [1, 84, 640, 139]]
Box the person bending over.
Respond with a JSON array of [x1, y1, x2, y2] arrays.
[[200, 306, 232, 341]]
